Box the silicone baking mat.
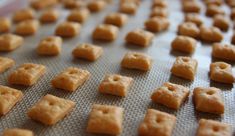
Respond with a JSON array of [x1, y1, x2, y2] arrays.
[[0, 0, 235, 136]]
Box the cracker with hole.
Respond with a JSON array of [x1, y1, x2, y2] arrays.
[[171, 56, 198, 80], [55, 22, 81, 38], [119, 2, 138, 14], [51, 67, 90, 91], [210, 62, 234, 84], [193, 87, 224, 114], [99, 74, 133, 97], [72, 43, 103, 61], [125, 29, 154, 47], [12, 8, 35, 23], [171, 35, 197, 54], [27, 94, 75, 125], [0, 34, 23, 52], [212, 43, 235, 61], [37, 36, 62, 56], [104, 12, 128, 27], [0, 57, 15, 73], [8, 63, 46, 86], [145, 17, 170, 33], [3, 128, 34, 136], [0, 85, 23, 115], [86, 104, 124, 135], [67, 8, 90, 23], [196, 119, 232, 136], [200, 25, 223, 43], [15, 20, 40, 36], [121, 52, 152, 71], [87, 0, 106, 12], [151, 82, 189, 109], [92, 24, 119, 41], [40, 9, 59, 23], [138, 109, 176, 136], [178, 22, 200, 38]]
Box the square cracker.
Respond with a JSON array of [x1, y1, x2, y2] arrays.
[[125, 29, 154, 47], [51, 67, 90, 91], [92, 24, 119, 41], [37, 36, 62, 56], [72, 43, 103, 61], [99, 74, 133, 97], [15, 20, 39, 36], [197, 119, 232, 136], [0, 85, 23, 115], [8, 63, 46, 86], [210, 62, 234, 84], [171, 56, 198, 80], [86, 104, 124, 135], [121, 52, 152, 71], [0, 34, 23, 52], [3, 128, 33, 136], [27, 94, 75, 125], [138, 109, 176, 136], [193, 87, 224, 114], [151, 82, 189, 109], [0, 57, 15, 73]]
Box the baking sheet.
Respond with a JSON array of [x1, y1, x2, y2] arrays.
[[0, 0, 235, 136]]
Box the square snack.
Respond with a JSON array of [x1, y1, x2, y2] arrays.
[[40, 9, 59, 23], [3, 128, 33, 136], [151, 82, 190, 109], [15, 20, 39, 36], [212, 43, 235, 61], [184, 13, 203, 26], [193, 87, 224, 114], [119, 2, 138, 15], [171, 35, 197, 54], [138, 109, 176, 136], [150, 7, 168, 18], [200, 25, 223, 43], [171, 56, 198, 80], [210, 62, 234, 84], [55, 22, 81, 38], [0, 85, 23, 115], [37, 36, 62, 56], [178, 22, 200, 38], [213, 15, 229, 32], [67, 8, 90, 23], [63, 0, 84, 9], [104, 12, 128, 27], [51, 67, 90, 91], [152, 0, 168, 8], [30, 0, 58, 10], [0, 17, 11, 33], [121, 52, 152, 71], [12, 8, 35, 23], [8, 63, 46, 86], [125, 29, 154, 47], [206, 5, 225, 17], [182, 1, 201, 13], [0, 34, 23, 51], [72, 43, 103, 61], [92, 24, 119, 41], [196, 119, 232, 136], [0, 57, 15, 73], [86, 104, 124, 135], [99, 74, 133, 97], [87, 0, 106, 12], [145, 17, 170, 33], [28, 94, 75, 125]]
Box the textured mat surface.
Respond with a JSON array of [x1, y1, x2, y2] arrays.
[[0, 0, 235, 136]]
